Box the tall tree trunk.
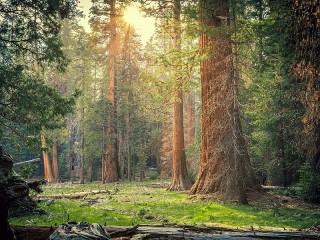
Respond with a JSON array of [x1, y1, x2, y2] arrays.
[[124, 25, 132, 181], [190, 0, 261, 203], [103, 0, 120, 183], [168, 0, 191, 191], [291, 0, 320, 183], [51, 76, 60, 183], [160, 118, 172, 179], [34, 55, 54, 183], [186, 90, 195, 172], [40, 128, 54, 183], [118, 129, 124, 179], [80, 107, 85, 184], [36, 57, 53, 183], [52, 142, 60, 182], [186, 90, 195, 147]]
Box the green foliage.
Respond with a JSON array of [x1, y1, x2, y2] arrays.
[[9, 182, 320, 229], [0, 65, 77, 135], [19, 164, 37, 179], [148, 173, 159, 180], [237, 0, 305, 186], [0, 0, 79, 152], [298, 163, 320, 203]]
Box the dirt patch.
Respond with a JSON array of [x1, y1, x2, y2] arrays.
[[247, 190, 320, 209]]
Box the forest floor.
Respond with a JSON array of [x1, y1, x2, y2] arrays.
[[9, 180, 320, 239]]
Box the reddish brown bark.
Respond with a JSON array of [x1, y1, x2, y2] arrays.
[[34, 57, 54, 184], [190, 0, 261, 203], [160, 118, 172, 179], [103, 0, 120, 183], [168, 0, 191, 191], [41, 128, 54, 183], [292, 0, 320, 178]]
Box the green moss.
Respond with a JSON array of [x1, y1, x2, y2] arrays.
[[9, 181, 320, 230]]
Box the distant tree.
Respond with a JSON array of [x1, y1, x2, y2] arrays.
[[0, 0, 78, 135], [238, 0, 305, 187], [168, 0, 191, 191], [0, 1, 79, 185], [0, 0, 78, 237]]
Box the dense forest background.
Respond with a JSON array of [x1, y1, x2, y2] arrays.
[[1, 0, 319, 203]]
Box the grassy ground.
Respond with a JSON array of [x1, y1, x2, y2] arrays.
[[9, 180, 320, 231]]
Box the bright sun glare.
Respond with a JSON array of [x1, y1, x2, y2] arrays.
[[123, 5, 155, 42], [123, 6, 142, 27]]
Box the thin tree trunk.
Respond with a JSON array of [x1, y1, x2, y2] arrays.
[[51, 76, 60, 183], [186, 90, 195, 171], [80, 107, 85, 184], [52, 142, 60, 182], [35, 55, 54, 183], [125, 26, 132, 181], [118, 129, 124, 179], [168, 0, 191, 191], [190, 0, 261, 203], [103, 0, 120, 183], [186, 90, 195, 146]]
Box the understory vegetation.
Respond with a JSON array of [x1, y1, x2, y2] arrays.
[[10, 181, 320, 230]]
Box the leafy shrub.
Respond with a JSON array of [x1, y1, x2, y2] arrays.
[[297, 162, 320, 203], [149, 173, 159, 180]]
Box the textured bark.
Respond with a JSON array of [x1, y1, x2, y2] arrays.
[[186, 90, 195, 146], [168, 0, 191, 191], [35, 58, 54, 183], [41, 128, 54, 183], [52, 142, 60, 182], [190, 0, 261, 203], [103, 0, 120, 183], [160, 118, 172, 179], [291, 1, 320, 179], [12, 225, 320, 240], [186, 90, 196, 171]]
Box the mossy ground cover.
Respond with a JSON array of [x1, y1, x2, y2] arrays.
[[9, 181, 320, 230]]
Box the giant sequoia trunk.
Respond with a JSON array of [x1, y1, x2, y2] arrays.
[[190, 0, 261, 203], [168, 0, 191, 191], [291, 0, 320, 202], [103, 0, 120, 183], [292, 1, 320, 175]]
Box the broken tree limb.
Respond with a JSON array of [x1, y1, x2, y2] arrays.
[[37, 190, 111, 200]]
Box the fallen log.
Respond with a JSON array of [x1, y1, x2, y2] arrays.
[[137, 224, 320, 239], [37, 190, 111, 200], [13, 224, 320, 240]]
